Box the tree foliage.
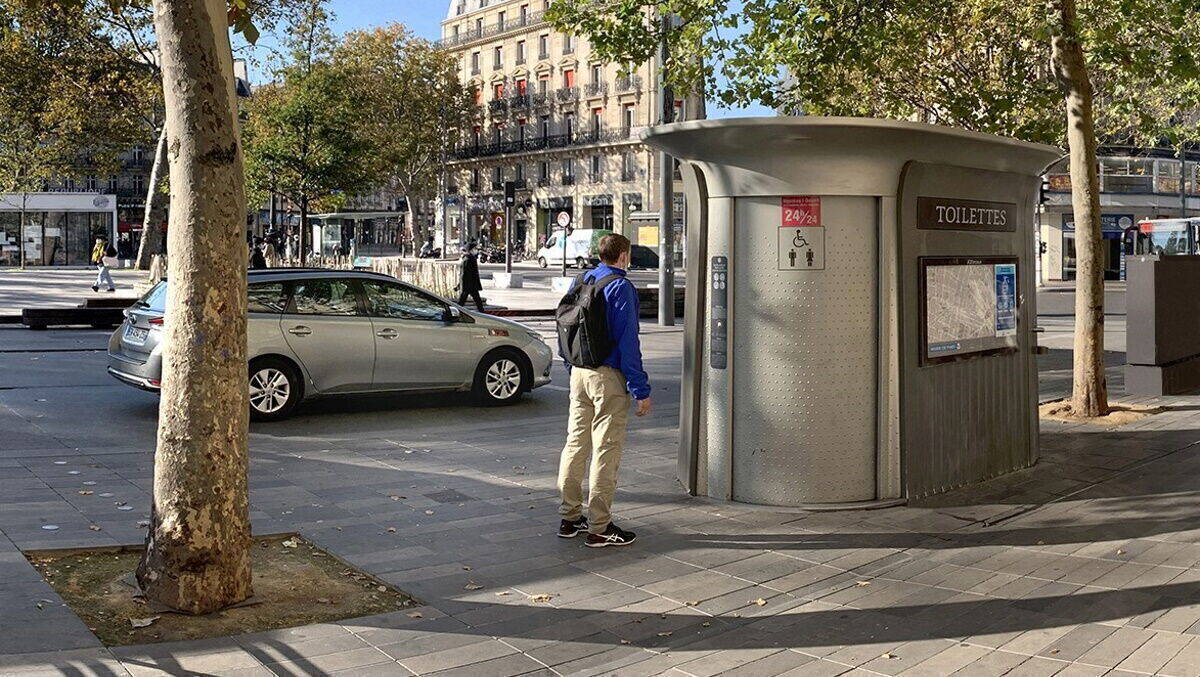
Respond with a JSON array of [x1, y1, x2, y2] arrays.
[[332, 23, 480, 236], [547, 0, 1200, 147], [0, 1, 148, 194]]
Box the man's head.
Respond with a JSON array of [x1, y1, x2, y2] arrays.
[[597, 233, 631, 269]]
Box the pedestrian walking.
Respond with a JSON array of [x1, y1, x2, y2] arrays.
[[456, 241, 486, 312], [116, 234, 134, 268], [249, 237, 267, 269], [554, 233, 651, 547], [262, 237, 277, 267], [90, 237, 116, 292]]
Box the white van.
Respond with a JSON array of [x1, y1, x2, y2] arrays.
[[536, 228, 613, 269]]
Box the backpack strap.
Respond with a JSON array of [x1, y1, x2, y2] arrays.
[[593, 273, 622, 290]]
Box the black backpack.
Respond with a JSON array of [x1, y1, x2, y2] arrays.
[[556, 273, 620, 368]]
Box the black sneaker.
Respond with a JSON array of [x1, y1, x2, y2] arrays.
[[558, 516, 588, 538], [586, 523, 636, 548], [91, 285, 99, 292], [106, 288, 116, 292]]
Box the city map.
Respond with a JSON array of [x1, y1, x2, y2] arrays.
[[925, 262, 1016, 359]]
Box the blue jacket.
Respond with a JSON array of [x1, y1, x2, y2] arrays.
[[564, 264, 651, 400]]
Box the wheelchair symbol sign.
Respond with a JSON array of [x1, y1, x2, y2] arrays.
[[778, 226, 825, 271]]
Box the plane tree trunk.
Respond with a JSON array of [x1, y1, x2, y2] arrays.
[[136, 0, 252, 614], [135, 124, 170, 270], [1052, 0, 1108, 418]]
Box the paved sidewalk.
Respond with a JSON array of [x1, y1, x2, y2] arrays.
[[3, 317, 1200, 675], [0, 268, 147, 315]]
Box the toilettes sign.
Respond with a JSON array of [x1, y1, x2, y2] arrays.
[[918, 197, 1016, 232]]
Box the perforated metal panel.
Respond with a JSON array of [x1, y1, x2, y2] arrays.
[[730, 196, 878, 505]]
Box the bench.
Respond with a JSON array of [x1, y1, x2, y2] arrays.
[[80, 297, 139, 309], [21, 307, 125, 330]]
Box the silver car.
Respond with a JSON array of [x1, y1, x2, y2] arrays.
[[107, 269, 554, 420]]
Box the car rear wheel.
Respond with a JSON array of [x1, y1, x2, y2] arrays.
[[538, 256, 548, 268], [249, 357, 302, 421], [473, 351, 528, 406], [575, 257, 587, 269]]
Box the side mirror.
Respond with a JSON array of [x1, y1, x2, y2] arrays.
[[444, 306, 462, 322]]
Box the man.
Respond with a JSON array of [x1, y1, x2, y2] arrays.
[[557, 233, 651, 547], [457, 241, 485, 311]]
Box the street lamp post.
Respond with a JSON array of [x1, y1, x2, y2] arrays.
[[656, 12, 675, 327]]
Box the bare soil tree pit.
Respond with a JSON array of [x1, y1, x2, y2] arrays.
[[1039, 400, 1162, 427], [26, 534, 416, 646]]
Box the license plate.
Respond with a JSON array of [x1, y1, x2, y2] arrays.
[[124, 324, 149, 344]]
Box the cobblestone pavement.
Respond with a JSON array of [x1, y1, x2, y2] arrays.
[[4, 319, 1200, 675]]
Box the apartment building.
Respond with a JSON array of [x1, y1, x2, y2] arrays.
[[439, 0, 700, 255]]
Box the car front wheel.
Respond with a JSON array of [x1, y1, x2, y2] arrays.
[[248, 357, 302, 421], [538, 256, 548, 268], [473, 351, 527, 406]]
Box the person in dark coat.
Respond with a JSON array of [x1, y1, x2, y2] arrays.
[[249, 237, 267, 269], [457, 241, 485, 312]]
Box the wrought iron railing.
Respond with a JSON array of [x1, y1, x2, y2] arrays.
[[437, 10, 548, 48]]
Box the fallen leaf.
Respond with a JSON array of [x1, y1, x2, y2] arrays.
[[657, 631, 672, 637], [701, 621, 712, 627], [424, 510, 434, 515], [386, 527, 397, 533], [77, 490, 93, 495], [463, 566, 472, 571], [407, 611, 423, 618], [684, 600, 699, 606], [464, 582, 483, 590], [1117, 549, 1126, 555], [529, 593, 554, 603], [129, 616, 160, 628], [855, 581, 871, 587], [377, 586, 386, 592], [620, 639, 630, 645], [495, 591, 512, 596], [389, 495, 402, 501], [281, 538, 299, 548], [316, 597, 331, 604], [1049, 648, 1060, 655], [753, 598, 767, 606], [88, 525, 101, 531], [881, 652, 897, 659]]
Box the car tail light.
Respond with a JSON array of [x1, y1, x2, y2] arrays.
[[148, 317, 164, 326], [149, 378, 161, 386], [488, 328, 509, 337]]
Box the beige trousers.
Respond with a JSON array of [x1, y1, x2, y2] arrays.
[[558, 366, 631, 534]]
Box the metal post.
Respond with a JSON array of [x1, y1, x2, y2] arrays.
[[505, 205, 513, 273], [1181, 155, 1188, 218], [562, 223, 568, 278], [656, 12, 675, 326]]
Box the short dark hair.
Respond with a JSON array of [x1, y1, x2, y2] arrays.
[[598, 233, 631, 264]]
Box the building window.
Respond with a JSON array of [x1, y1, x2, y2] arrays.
[[472, 125, 481, 147], [492, 124, 502, 144], [108, 176, 117, 192], [622, 103, 636, 131], [492, 166, 503, 188], [539, 115, 550, 138], [591, 63, 602, 84], [674, 99, 685, 122], [497, 10, 505, 28], [563, 111, 575, 137], [563, 34, 574, 54], [493, 82, 505, 99], [453, 25, 460, 39], [562, 157, 575, 181], [516, 41, 526, 64], [132, 146, 144, 163], [133, 175, 145, 193], [539, 161, 549, 180], [493, 46, 502, 69], [471, 52, 480, 74], [538, 76, 549, 94], [516, 78, 527, 95], [563, 69, 575, 88], [538, 34, 549, 59], [86, 176, 97, 191], [471, 168, 481, 191], [591, 107, 602, 133], [621, 151, 635, 181], [519, 4, 528, 23], [517, 119, 527, 142], [515, 164, 525, 182], [475, 17, 483, 33]]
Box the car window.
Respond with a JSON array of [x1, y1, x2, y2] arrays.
[[289, 279, 359, 315], [141, 281, 168, 311], [362, 281, 447, 321], [248, 282, 287, 313], [545, 236, 556, 248]]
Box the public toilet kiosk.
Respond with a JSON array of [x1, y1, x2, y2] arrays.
[[642, 118, 1061, 507]]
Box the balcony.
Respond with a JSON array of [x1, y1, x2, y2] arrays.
[[615, 75, 642, 93], [449, 128, 636, 161], [436, 9, 548, 49], [470, 65, 480, 75], [488, 99, 508, 115], [563, 43, 575, 55], [621, 170, 637, 182], [491, 180, 504, 190], [537, 177, 551, 187], [555, 87, 579, 103], [562, 175, 576, 185], [515, 55, 525, 65], [469, 182, 481, 192], [538, 50, 549, 60], [531, 92, 550, 108], [508, 94, 531, 110], [588, 171, 603, 184], [584, 82, 608, 98]]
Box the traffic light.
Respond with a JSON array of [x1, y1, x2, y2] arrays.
[[503, 181, 516, 207]]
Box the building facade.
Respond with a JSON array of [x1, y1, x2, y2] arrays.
[[1040, 148, 1200, 281], [439, 0, 700, 257]]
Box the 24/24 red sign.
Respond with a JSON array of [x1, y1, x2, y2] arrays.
[[781, 196, 821, 227]]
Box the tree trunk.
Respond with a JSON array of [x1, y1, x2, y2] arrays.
[[405, 199, 417, 257], [18, 192, 27, 269], [1052, 0, 1108, 417], [299, 195, 309, 264], [137, 0, 252, 614], [135, 125, 170, 270]]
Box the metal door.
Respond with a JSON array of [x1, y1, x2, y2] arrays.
[[730, 195, 879, 505], [281, 277, 375, 394], [360, 280, 474, 389]]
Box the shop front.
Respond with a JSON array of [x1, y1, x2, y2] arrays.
[[1059, 213, 1135, 281], [0, 193, 117, 267]]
